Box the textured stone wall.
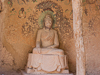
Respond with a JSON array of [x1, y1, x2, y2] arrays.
[[0, 0, 76, 75], [1, 0, 100, 75], [82, 0, 100, 75]]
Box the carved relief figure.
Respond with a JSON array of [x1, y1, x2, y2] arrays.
[[0, 0, 2, 12], [26, 14, 69, 74], [18, 8, 26, 18]]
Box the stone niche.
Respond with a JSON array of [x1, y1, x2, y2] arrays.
[[0, 0, 76, 75], [22, 13, 73, 75]]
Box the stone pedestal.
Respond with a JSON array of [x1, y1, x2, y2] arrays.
[[21, 70, 73, 75], [27, 54, 68, 73]]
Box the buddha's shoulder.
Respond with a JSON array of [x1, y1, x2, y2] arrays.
[[38, 28, 57, 33], [38, 29, 43, 32]]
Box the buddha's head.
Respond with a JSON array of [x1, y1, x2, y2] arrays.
[[43, 14, 53, 29]]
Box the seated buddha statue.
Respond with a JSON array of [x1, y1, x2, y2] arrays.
[[26, 14, 69, 74]]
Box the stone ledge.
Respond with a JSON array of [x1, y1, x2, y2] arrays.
[[26, 68, 69, 74], [21, 70, 73, 75]]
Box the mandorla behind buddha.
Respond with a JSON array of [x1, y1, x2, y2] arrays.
[[26, 14, 69, 74]]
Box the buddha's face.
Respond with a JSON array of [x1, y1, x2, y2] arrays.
[[44, 15, 53, 29]]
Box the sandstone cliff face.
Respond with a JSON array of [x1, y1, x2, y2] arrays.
[[0, 0, 100, 75], [83, 0, 100, 74]]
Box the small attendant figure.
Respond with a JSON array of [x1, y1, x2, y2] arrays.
[[18, 8, 26, 18]]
